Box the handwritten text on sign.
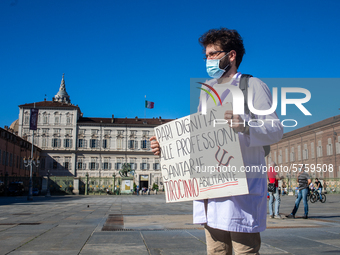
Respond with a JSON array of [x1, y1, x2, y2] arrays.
[[154, 104, 249, 203]]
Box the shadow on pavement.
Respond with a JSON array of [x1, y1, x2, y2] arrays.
[[0, 195, 88, 206]]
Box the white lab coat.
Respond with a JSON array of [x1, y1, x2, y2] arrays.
[[194, 73, 283, 233]]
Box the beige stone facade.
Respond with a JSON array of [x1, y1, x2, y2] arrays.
[[15, 75, 172, 190]]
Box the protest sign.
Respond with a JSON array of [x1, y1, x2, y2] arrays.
[[154, 104, 249, 203]]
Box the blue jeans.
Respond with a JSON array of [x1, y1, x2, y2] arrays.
[[269, 187, 280, 216], [318, 188, 322, 200], [292, 187, 308, 216]]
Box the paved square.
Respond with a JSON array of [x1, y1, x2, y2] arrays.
[[0, 194, 340, 254]]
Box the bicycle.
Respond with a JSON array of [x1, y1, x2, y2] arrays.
[[310, 189, 326, 203]]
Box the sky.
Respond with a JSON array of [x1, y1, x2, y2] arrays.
[[1, 0, 340, 133]]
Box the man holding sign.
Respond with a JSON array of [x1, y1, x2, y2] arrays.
[[151, 28, 283, 254]]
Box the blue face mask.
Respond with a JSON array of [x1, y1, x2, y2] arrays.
[[206, 53, 230, 79]]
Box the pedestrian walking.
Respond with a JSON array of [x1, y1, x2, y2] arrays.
[[267, 162, 282, 219], [287, 165, 311, 219]]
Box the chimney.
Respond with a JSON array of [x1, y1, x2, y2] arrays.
[[135, 116, 138, 121], [111, 114, 115, 123]]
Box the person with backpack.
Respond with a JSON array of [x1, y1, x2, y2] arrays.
[[150, 28, 283, 254], [268, 161, 282, 219]]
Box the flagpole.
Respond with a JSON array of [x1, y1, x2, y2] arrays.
[[144, 95, 146, 120]]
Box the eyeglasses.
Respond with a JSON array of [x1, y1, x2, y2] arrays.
[[204, 51, 229, 61]]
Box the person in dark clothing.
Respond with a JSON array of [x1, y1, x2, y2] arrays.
[[315, 178, 323, 201]]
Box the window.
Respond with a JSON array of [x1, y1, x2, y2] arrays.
[[140, 158, 149, 170], [78, 139, 87, 148], [274, 151, 277, 163], [77, 158, 86, 170], [154, 163, 160, 170], [311, 142, 315, 158], [64, 138, 72, 148], [130, 158, 137, 170], [268, 153, 272, 164], [102, 158, 111, 170], [117, 130, 124, 136], [154, 158, 160, 170], [53, 129, 60, 135], [302, 144, 307, 160], [298, 145, 301, 161], [42, 137, 47, 147], [337, 136, 340, 154], [66, 115, 72, 125], [90, 157, 98, 170], [285, 148, 288, 163], [66, 129, 72, 136], [52, 138, 61, 148], [141, 140, 150, 150], [91, 129, 98, 135], [43, 114, 48, 124], [327, 138, 333, 156], [117, 138, 123, 149], [115, 158, 123, 170], [52, 158, 58, 169], [142, 130, 149, 137], [90, 139, 98, 148], [79, 129, 85, 135], [103, 139, 109, 149], [128, 140, 137, 149], [278, 150, 282, 164], [130, 130, 137, 137], [33, 134, 38, 146], [104, 130, 111, 136], [64, 157, 71, 170], [42, 128, 49, 135], [55, 116, 59, 125], [317, 140, 323, 157], [24, 113, 29, 124], [290, 147, 295, 162]]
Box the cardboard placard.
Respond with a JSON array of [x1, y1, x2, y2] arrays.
[[154, 104, 249, 203]]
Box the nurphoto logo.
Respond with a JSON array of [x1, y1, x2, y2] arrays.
[[197, 81, 312, 128]]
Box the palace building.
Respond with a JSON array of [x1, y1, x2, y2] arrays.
[[15, 75, 172, 191], [267, 115, 340, 193]]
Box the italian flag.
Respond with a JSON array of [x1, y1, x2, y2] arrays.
[[145, 100, 154, 109]]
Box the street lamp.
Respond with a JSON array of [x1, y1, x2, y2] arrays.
[[24, 156, 40, 200], [287, 171, 291, 195], [46, 170, 51, 197], [112, 173, 116, 195]]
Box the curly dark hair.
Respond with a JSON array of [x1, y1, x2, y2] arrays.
[[199, 28, 245, 68]]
